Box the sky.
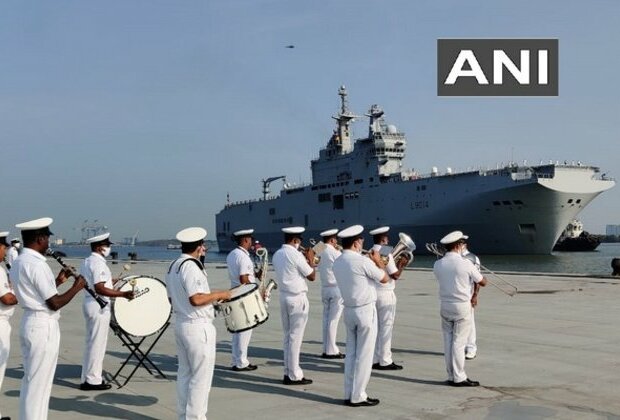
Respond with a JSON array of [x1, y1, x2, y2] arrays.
[[1, 0, 619, 241]]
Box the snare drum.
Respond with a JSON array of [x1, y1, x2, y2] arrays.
[[217, 283, 268, 333], [112, 275, 172, 337]]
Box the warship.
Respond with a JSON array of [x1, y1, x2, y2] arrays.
[[216, 86, 615, 254]]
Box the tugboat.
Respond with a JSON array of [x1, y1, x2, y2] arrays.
[[553, 219, 601, 252]]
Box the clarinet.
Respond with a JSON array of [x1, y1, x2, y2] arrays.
[[46, 250, 108, 309]]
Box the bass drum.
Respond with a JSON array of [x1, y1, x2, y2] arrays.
[[112, 275, 172, 337]]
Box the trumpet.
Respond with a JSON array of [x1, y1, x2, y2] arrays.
[[425, 242, 518, 297]]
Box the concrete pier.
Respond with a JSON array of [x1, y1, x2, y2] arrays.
[[2, 260, 619, 419]]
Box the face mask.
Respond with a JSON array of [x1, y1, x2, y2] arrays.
[[101, 246, 112, 257], [293, 242, 300, 250]]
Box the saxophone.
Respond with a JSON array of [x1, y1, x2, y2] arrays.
[[256, 247, 277, 305]]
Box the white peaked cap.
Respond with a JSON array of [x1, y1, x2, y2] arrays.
[[320, 228, 339, 237], [338, 225, 364, 238], [369, 226, 390, 236], [282, 226, 305, 234], [86, 232, 112, 244], [440, 230, 469, 245], [0, 231, 8, 238], [16, 217, 53, 231], [233, 229, 254, 237], [176, 227, 207, 243]]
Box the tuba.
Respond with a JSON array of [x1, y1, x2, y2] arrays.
[[391, 232, 416, 267], [256, 247, 277, 305]]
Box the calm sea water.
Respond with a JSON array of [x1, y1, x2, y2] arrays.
[[52, 243, 620, 276]]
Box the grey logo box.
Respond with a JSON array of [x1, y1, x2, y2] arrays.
[[437, 39, 558, 96]]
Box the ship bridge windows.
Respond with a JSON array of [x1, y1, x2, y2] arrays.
[[354, 179, 363, 184]]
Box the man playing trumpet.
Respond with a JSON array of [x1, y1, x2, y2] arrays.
[[317, 229, 344, 359], [226, 229, 259, 372], [333, 225, 388, 407], [272, 226, 316, 385]]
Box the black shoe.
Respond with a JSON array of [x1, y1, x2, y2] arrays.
[[372, 362, 403, 370], [1, 416, 12, 420], [283, 375, 313, 385], [321, 352, 345, 359], [452, 378, 480, 387], [345, 397, 380, 407], [80, 381, 112, 391], [446, 380, 455, 386], [231, 364, 258, 372]]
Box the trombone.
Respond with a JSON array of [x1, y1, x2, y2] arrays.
[[425, 242, 518, 297]]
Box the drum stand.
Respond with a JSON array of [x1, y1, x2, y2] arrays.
[[110, 321, 171, 388]]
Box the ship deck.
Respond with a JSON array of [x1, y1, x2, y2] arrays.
[[2, 260, 619, 419]]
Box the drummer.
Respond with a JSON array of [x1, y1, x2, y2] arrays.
[[226, 228, 259, 372], [79, 232, 134, 391], [166, 227, 231, 419]]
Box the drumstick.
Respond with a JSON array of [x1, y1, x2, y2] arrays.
[[117, 263, 132, 278], [46, 250, 108, 308]]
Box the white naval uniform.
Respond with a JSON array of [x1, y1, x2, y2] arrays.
[[333, 250, 385, 403], [462, 251, 481, 356], [0, 266, 16, 420], [272, 244, 313, 381], [433, 252, 484, 383], [10, 248, 61, 420], [372, 244, 399, 366], [318, 244, 343, 355], [7, 246, 19, 267], [166, 254, 216, 420], [226, 247, 257, 368], [80, 252, 113, 385]]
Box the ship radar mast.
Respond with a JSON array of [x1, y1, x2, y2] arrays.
[[366, 104, 385, 137], [330, 85, 359, 154]]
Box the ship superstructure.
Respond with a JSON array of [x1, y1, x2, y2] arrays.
[[216, 87, 615, 254]]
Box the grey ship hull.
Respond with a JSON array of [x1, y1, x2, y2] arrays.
[[216, 165, 614, 255]]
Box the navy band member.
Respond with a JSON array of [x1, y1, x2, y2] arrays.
[[6, 238, 20, 270], [166, 227, 231, 419], [227, 229, 259, 372], [10, 217, 86, 419], [433, 231, 487, 387], [369, 226, 408, 371], [317, 228, 345, 359], [333, 225, 388, 407], [1, 232, 18, 420], [461, 242, 481, 360], [272, 226, 315, 385], [79, 232, 134, 391]]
